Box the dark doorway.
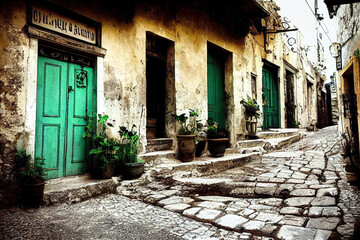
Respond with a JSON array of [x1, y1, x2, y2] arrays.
[[146, 33, 175, 140], [146, 56, 166, 139], [285, 70, 296, 128], [342, 73, 359, 160]]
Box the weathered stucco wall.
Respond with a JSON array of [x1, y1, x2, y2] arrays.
[[337, 3, 360, 64], [0, 0, 31, 206]]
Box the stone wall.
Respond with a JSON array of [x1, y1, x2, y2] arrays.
[[0, 0, 30, 207], [337, 3, 360, 63]]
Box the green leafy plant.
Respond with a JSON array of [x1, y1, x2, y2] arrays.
[[205, 119, 227, 139], [16, 149, 46, 184], [118, 125, 139, 163], [172, 109, 199, 135], [240, 96, 260, 119], [82, 114, 118, 169], [295, 121, 301, 128]]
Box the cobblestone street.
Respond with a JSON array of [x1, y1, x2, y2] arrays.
[[1, 126, 360, 240]]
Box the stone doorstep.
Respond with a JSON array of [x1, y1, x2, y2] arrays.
[[153, 152, 262, 177], [146, 138, 174, 152], [43, 174, 120, 206], [138, 150, 176, 163]]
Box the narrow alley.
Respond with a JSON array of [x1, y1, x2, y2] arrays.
[[1, 126, 359, 240]]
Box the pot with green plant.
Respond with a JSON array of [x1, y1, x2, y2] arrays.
[[205, 119, 229, 157], [83, 114, 118, 179], [117, 125, 144, 179], [241, 96, 260, 139], [172, 109, 199, 162], [15, 149, 46, 207]]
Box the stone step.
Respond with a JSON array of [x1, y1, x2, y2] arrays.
[[257, 128, 300, 139], [148, 153, 262, 180], [139, 150, 176, 164], [43, 174, 119, 206], [146, 138, 173, 152], [237, 132, 303, 151]]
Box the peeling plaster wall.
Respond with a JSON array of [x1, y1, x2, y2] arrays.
[[0, 0, 31, 206], [337, 3, 360, 63]]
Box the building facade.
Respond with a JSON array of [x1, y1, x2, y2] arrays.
[[0, 0, 319, 206]]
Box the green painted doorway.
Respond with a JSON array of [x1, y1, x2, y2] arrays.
[[207, 52, 225, 128], [35, 52, 96, 179], [262, 67, 280, 129]]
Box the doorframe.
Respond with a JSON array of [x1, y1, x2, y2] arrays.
[[284, 60, 298, 128], [145, 32, 176, 140], [25, 37, 105, 160]]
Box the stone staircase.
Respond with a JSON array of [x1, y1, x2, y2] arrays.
[[142, 128, 304, 182], [139, 138, 176, 163]]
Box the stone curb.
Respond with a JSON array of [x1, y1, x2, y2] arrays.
[[43, 177, 120, 206]]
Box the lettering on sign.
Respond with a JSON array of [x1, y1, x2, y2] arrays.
[[31, 4, 97, 44]]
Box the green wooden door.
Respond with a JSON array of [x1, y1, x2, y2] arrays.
[[35, 57, 96, 179], [208, 53, 225, 128], [262, 68, 280, 129]]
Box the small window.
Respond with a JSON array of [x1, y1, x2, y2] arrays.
[[251, 73, 257, 99]]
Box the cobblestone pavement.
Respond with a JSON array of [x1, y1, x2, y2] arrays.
[[1, 126, 359, 240], [0, 194, 270, 240], [116, 126, 360, 239]]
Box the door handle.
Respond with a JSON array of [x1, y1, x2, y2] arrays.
[[68, 86, 74, 92]]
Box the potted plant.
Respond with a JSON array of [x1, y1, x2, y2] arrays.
[[83, 114, 118, 179], [15, 149, 46, 207], [172, 109, 199, 162], [205, 119, 229, 157], [117, 125, 144, 179], [341, 128, 359, 184], [241, 96, 260, 139]]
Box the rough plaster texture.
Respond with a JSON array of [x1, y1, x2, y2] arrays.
[[0, 0, 30, 206], [337, 3, 360, 63]]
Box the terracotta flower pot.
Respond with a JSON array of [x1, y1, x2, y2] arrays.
[[177, 135, 196, 162], [22, 178, 45, 207], [207, 138, 228, 157]]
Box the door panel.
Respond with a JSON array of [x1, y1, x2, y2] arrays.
[[66, 64, 94, 176], [208, 53, 225, 128], [36, 58, 67, 179], [262, 68, 280, 128], [36, 56, 95, 179]]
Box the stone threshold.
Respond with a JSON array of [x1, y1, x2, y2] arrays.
[[43, 174, 120, 206]]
